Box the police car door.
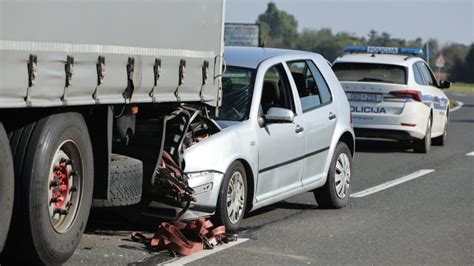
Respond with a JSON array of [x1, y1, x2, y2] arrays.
[[287, 59, 337, 186], [416, 62, 447, 135]]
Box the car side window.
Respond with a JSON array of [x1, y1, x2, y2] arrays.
[[261, 64, 295, 114], [413, 63, 424, 85], [287, 61, 321, 112], [307, 60, 332, 104], [417, 62, 435, 86]]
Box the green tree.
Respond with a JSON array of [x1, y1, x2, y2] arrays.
[[443, 43, 470, 81], [256, 2, 298, 48], [463, 44, 474, 83], [295, 28, 340, 61], [368, 29, 379, 45]]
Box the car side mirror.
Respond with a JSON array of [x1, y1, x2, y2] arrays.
[[264, 107, 294, 124], [438, 80, 451, 89]]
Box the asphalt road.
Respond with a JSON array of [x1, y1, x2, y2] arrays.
[[68, 92, 473, 265]]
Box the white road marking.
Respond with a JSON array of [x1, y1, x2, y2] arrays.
[[467, 152, 474, 156], [450, 101, 463, 112], [351, 169, 435, 198], [162, 238, 249, 266]]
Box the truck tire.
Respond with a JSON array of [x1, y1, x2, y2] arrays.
[[93, 154, 143, 207], [0, 123, 14, 254], [4, 113, 93, 265], [314, 142, 352, 209]]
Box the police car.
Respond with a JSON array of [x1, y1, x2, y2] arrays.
[[332, 46, 451, 153]]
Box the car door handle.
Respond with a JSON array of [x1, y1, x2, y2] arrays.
[[295, 125, 304, 133], [329, 113, 337, 120]]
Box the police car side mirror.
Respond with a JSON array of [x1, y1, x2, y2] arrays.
[[438, 80, 451, 89]]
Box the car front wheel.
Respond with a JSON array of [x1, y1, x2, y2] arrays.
[[214, 161, 247, 232]]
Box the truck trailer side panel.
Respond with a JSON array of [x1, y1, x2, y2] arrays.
[[0, 0, 225, 108]]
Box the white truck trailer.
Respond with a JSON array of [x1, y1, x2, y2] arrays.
[[0, 0, 225, 264]]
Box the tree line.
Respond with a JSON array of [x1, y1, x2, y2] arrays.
[[256, 3, 473, 83]]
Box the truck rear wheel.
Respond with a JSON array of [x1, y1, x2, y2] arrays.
[[0, 122, 14, 254], [4, 113, 93, 264]]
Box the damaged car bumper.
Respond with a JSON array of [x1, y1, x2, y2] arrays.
[[149, 171, 224, 220]]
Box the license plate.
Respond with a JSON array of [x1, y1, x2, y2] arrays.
[[346, 92, 383, 102]]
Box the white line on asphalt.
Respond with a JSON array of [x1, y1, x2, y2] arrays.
[[467, 152, 474, 156], [450, 100, 464, 112], [162, 238, 249, 266], [350, 169, 435, 198]]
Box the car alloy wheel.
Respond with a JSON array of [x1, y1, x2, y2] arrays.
[[335, 153, 351, 199], [226, 171, 245, 224]]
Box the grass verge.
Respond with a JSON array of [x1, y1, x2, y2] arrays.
[[446, 83, 474, 94]]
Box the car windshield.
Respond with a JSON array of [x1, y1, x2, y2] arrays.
[[215, 66, 255, 121], [333, 63, 407, 84]]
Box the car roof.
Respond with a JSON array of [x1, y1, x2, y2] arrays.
[[333, 53, 423, 67], [224, 46, 314, 69]]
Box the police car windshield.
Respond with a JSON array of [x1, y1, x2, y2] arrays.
[[215, 66, 255, 121], [333, 63, 407, 85]]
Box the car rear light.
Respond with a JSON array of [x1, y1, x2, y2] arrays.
[[389, 90, 423, 102], [401, 123, 417, 127]]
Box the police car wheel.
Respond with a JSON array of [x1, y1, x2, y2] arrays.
[[432, 119, 448, 146], [414, 115, 431, 153]]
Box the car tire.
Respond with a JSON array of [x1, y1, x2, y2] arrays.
[[414, 115, 432, 153], [93, 154, 143, 207], [213, 161, 247, 232], [0, 123, 14, 254], [314, 142, 352, 209], [432, 118, 448, 146], [3, 113, 94, 265]]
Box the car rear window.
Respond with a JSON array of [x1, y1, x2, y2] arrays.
[[332, 63, 407, 84]]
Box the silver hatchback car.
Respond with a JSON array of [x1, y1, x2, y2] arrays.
[[155, 47, 355, 231]]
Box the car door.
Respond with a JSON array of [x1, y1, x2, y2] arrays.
[[286, 59, 337, 186], [416, 62, 447, 135], [255, 63, 305, 202]]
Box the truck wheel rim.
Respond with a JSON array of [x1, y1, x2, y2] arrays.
[[335, 153, 351, 199], [226, 171, 245, 224], [47, 140, 83, 233]]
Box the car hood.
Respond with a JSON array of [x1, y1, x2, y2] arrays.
[[183, 121, 246, 174]]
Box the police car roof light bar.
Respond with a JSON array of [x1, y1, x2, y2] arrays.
[[344, 46, 423, 56]]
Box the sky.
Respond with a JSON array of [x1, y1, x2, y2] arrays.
[[225, 0, 473, 46]]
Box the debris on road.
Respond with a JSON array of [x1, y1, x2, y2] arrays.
[[131, 217, 237, 256]]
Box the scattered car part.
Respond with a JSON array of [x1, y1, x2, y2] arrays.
[[131, 216, 236, 256]]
